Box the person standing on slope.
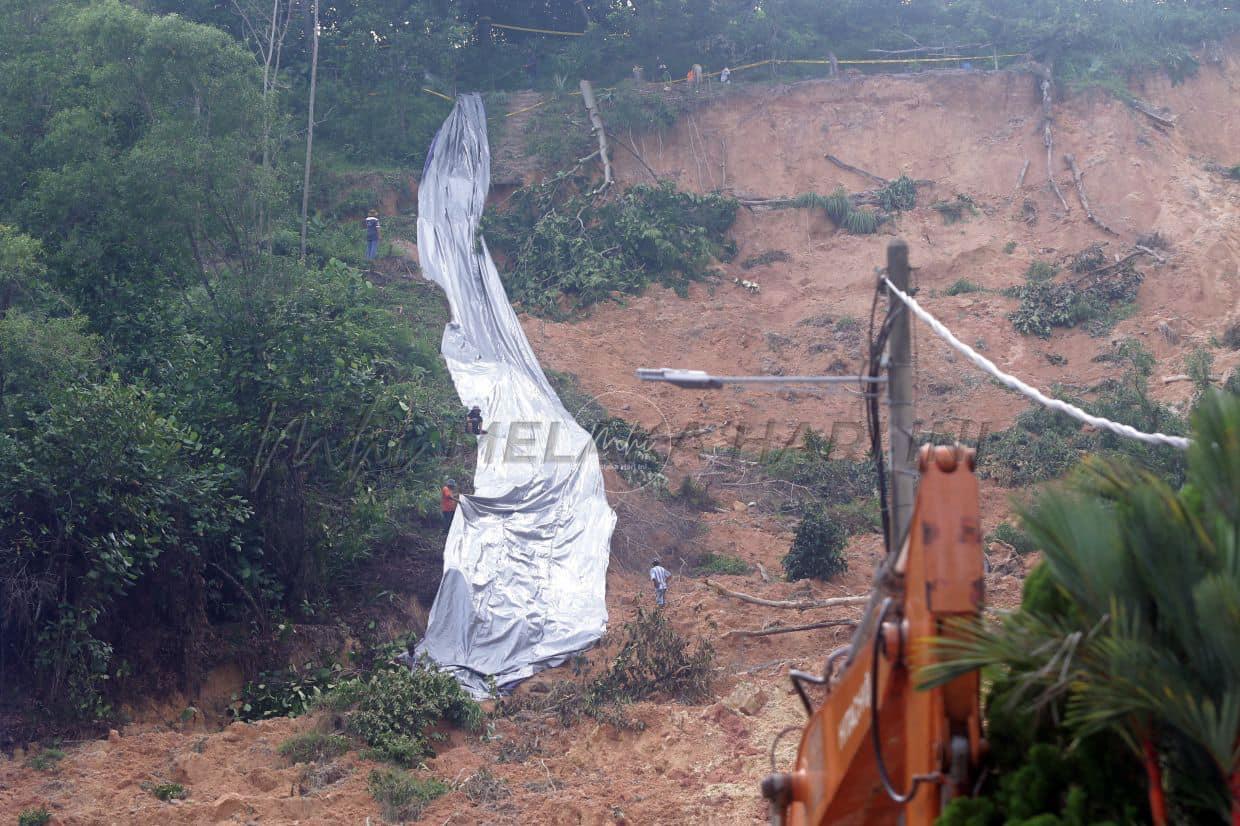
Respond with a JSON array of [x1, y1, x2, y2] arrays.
[[364, 212, 381, 261], [650, 559, 671, 607], [441, 479, 458, 533]]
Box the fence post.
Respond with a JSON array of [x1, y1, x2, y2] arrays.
[[886, 240, 917, 556]]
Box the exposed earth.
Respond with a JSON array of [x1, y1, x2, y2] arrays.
[[2, 46, 1238, 825]]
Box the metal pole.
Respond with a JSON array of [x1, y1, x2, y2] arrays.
[[886, 240, 916, 556]]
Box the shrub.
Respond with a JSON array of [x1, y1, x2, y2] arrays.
[[483, 180, 737, 316], [1003, 241, 1018, 254], [944, 279, 984, 296], [1221, 321, 1240, 351], [17, 808, 51, 826], [843, 208, 880, 235], [672, 477, 717, 511], [148, 782, 187, 802], [932, 194, 978, 224], [232, 663, 345, 721], [987, 522, 1039, 555], [696, 553, 751, 576], [461, 767, 510, 805], [1007, 253, 1142, 338], [327, 662, 482, 766], [1228, 164, 1240, 181], [278, 732, 350, 764], [783, 507, 848, 582], [24, 747, 65, 772], [877, 175, 917, 212], [740, 250, 790, 270], [367, 768, 449, 823]]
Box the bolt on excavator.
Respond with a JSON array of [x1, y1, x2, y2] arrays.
[[640, 239, 988, 825]]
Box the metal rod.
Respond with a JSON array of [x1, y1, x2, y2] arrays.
[[636, 368, 887, 390], [886, 240, 917, 557]]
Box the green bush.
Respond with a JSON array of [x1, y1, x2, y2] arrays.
[[1228, 164, 1240, 181], [673, 477, 717, 511], [483, 180, 737, 316], [783, 507, 848, 582], [232, 663, 345, 722], [367, 768, 449, 823], [944, 279, 985, 296], [932, 194, 979, 224], [17, 807, 51, 826], [843, 208, 880, 235], [327, 662, 482, 766], [278, 732, 351, 764], [149, 782, 187, 802], [987, 522, 1039, 555], [1221, 321, 1240, 351], [696, 554, 751, 576], [24, 747, 65, 772], [877, 175, 917, 212], [1008, 254, 1143, 338], [740, 250, 790, 270]]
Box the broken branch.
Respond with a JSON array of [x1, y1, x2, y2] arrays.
[[723, 619, 857, 639], [825, 154, 888, 187], [1064, 154, 1118, 235], [1034, 66, 1071, 213], [705, 578, 868, 610]]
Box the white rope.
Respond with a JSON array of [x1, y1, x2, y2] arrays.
[[882, 277, 1191, 450]]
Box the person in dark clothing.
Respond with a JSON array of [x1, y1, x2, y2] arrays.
[[441, 479, 458, 533], [364, 213, 381, 261], [465, 406, 485, 435]]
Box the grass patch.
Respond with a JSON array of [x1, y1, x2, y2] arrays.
[[18, 808, 51, 826], [944, 279, 984, 296], [740, 250, 790, 270], [932, 194, 979, 224], [367, 768, 449, 823], [278, 732, 350, 764], [24, 747, 64, 772], [696, 553, 752, 576], [147, 782, 188, 802], [987, 522, 1039, 554], [877, 175, 917, 212], [1007, 249, 1143, 339]]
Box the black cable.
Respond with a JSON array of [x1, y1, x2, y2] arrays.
[[865, 278, 897, 555]]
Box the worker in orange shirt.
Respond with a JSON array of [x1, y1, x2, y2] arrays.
[[441, 479, 459, 533]]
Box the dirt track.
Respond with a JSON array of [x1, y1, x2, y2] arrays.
[[2, 49, 1237, 825]]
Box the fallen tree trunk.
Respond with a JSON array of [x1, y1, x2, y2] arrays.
[[1126, 97, 1177, 129], [1034, 65, 1071, 213], [723, 619, 857, 639], [579, 80, 612, 188], [825, 154, 888, 187], [1064, 154, 1118, 235], [705, 578, 868, 610]]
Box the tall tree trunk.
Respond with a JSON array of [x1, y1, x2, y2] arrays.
[[1142, 736, 1167, 826], [299, 0, 319, 263]]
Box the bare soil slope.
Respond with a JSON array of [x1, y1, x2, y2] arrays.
[[3, 53, 1237, 825]]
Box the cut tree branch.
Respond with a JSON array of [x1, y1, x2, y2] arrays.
[[826, 154, 888, 186], [723, 619, 857, 639], [705, 578, 868, 610], [1064, 154, 1118, 235]]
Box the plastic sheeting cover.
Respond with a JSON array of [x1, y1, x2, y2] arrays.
[[414, 94, 615, 696]]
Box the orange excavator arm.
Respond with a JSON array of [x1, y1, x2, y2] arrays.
[[762, 444, 987, 826]]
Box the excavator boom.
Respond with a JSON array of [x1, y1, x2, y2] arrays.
[[763, 444, 986, 826]]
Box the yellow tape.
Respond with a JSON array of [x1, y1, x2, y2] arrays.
[[506, 98, 550, 118], [422, 87, 453, 102], [492, 22, 584, 37]]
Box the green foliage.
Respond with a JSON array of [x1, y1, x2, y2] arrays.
[[673, 477, 718, 511], [1186, 348, 1215, 399], [978, 404, 1084, 487], [1008, 254, 1143, 338], [1228, 164, 1240, 181], [17, 807, 51, 826], [483, 180, 737, 316], [505, 608, 714, 727], [932, 194, 979, 224], [696, 553, 752, 576], [591, 417, 668, 490], [843, 208, 880, 235], [1004, 241, 1019, 255], [327, 662, 482, 766], [927, 392, 1240, 823], [24, 747, 65, 772], [785, 188, 881, 234], [149, 782, 188, 802], [987, 522, 1039, 555], [944, 279, 985, 296], [783, 506, 848, 582], [762, 431, 875, 510], [233, 663, 345, 722], [526, 84, 688, 167], [278, 732, 351, 764], [740, 250, 790, 270], [461, 767, 510, 805], [877, 175, 917, 211], [367, 769, 449, 823], [1221, 321, 1240, 351]]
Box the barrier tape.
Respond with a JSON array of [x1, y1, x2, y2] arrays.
[[422, 87, 454, 102], [492, 22, 585, 37]]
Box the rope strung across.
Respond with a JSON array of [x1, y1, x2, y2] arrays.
[[882, 276, 1191, 450], [491, 22, 584, 36]]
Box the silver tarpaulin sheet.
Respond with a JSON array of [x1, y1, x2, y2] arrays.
[[413, 94, 615, 696]]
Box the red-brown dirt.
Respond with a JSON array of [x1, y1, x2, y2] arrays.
[[2, 49, 1237, 825]]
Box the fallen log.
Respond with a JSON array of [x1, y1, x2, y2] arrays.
[[579, 80, 612, 188], [723, 619, 857, 639], [825, 154, 888, 187], [1064, 154, 1118, 235], [1034, 65, 1071, 213], [1162, 374, 1221, 386], [704, 578, 868, 610], [1134, 243, 1167, 265], [1014, 158, 1030, 192], [1125, 97, 1177, 129]]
